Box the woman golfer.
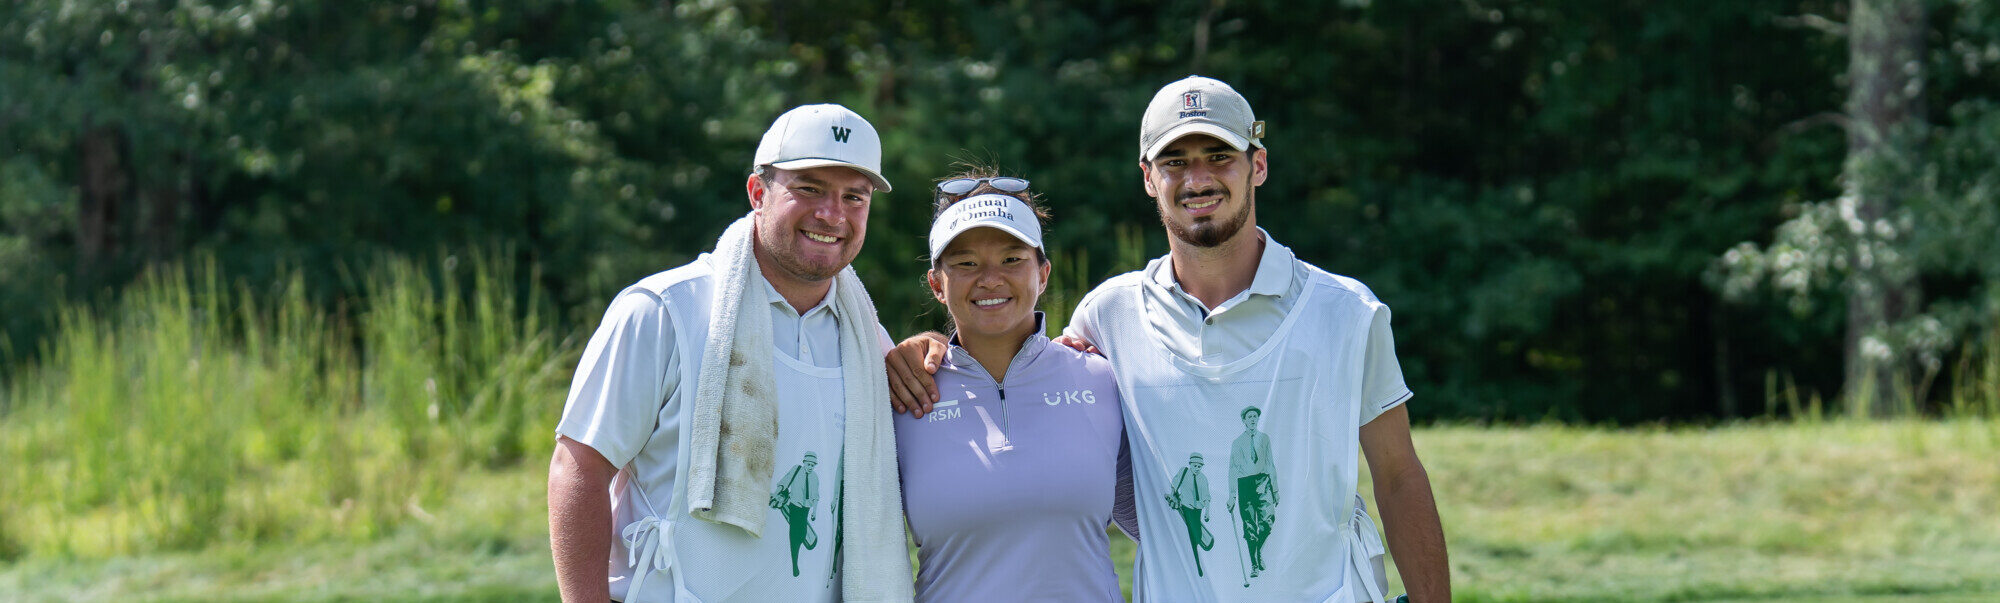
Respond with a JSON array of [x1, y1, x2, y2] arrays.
[[892, 169, 1137, 601]]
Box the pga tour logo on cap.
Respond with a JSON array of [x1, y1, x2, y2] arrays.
[[1180, 90, 1206, 118]]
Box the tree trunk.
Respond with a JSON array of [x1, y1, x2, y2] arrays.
[[77, 125, 131, 281], [1842, 0, 1926, 416], [1712, 304, 1738, 418], [139, 151, 187, 261], [1190, 0, 1227, 74]]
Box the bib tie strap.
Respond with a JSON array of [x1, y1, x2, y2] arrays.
[[1346, 494, 1387, 603], [621, 515, 675, 599]]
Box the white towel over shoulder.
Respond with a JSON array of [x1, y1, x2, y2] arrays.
[[684, 213, 910, 601]]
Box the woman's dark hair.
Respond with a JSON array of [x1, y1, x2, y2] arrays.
[[930, 162, 1052, 267]]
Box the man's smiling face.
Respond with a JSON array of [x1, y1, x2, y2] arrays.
[[749, 165, 875, 287], [1143, 133, 1268, 249]]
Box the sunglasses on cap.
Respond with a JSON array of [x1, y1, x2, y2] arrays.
[[935, 177, 1030, 202]]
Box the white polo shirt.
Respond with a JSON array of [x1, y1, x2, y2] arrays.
[[762, 272, 844, 369], [1143, 227, 1303, 366], [555, 254, 891, 602], [1064, 232, 1410, 602]]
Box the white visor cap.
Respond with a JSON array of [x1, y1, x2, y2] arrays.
[[928, 194, 1044, 261], [752, 103, 893, 192]]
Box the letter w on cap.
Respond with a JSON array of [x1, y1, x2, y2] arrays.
[[831, 126, 852, 142]]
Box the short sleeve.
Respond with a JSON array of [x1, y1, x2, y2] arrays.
[[1061, 289, 1106, 349], [876, 323, 894, 355], [555, 289, 679, 468], [1359, 305, 1413, 426]]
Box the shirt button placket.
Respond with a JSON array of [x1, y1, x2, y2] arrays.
[[797, 314, 813, 365]]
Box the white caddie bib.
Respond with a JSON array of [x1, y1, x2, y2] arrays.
[[665, 349, 846, 602], [1092, 273, 1389, 602]]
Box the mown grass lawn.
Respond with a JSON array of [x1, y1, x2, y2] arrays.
[[7, 420, 1997, 602]]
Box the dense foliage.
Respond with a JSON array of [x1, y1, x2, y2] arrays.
[[4, 0, 1997, 422]]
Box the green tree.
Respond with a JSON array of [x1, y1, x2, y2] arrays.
[[1717, 0, 2000, 416]]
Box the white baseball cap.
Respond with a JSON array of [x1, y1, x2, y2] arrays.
[[752, 104, 893, 192], [1139, 76, 1266, 161], [927, 193, 1045, 260]]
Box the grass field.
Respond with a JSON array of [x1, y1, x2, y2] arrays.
[[4, 260, 1997, 601], [6, 421, 1997, 602], [1388, 420, 2000, 602]]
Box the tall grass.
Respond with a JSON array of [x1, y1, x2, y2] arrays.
[[1762, 324, 2000, 421], [1947, 325, 2000, 417], [1042, 223, 1149, 338], [0, 253, 572, 558]]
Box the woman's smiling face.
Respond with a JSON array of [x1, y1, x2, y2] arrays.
[[929, 227, 1051, 345]]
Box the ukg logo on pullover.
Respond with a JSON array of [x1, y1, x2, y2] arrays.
[[1042, 389, 1098, 406]]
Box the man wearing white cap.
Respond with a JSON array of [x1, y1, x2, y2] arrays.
[[889, 77, 1450, 602], [551, 104, 911, 602]]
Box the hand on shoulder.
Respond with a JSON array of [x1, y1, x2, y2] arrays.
[[886, 332, 948, 417]]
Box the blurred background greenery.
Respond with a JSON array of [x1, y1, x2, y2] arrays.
[[3, 0, 1999, 600], [7, 0, 2000, 421]]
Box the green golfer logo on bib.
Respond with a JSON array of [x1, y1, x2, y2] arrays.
[[1226, 406, 1278, 581], [1166, 453, 1215, 576], [770, 451, 822, 577], [1175, 406, 1283, 587]]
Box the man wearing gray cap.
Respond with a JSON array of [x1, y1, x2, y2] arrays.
[[551, 104, 911, 603], [890, 77, 1449, 602], [1095, 75, 1449, 603]]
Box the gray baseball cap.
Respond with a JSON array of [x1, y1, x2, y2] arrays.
[[1138, 76, 1266, 161], [752, 104, 893, 192]]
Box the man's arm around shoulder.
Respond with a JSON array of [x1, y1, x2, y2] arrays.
[[1360, 405, 1450, 602], [550, 436, 618, 603]]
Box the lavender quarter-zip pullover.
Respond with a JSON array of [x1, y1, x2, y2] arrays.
[[896, 316, 1136, 602]]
